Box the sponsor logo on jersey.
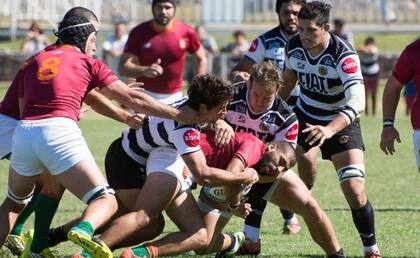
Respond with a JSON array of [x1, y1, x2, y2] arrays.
[[259, 121, 269, 132], [341, 57, 358, 74], [318, 66, 328, 76], [249, 39, 258, 52], [238, 115, 246, 123], [286, 123, 298, 141], [338, 135, 350, 144], [143, 42, 151, 48], [183, 130, 200, 147], [179, 39, 186, 49], [297, 62, 305, 69]]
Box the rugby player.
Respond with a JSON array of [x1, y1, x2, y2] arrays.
[[280, 2, 381, 257]]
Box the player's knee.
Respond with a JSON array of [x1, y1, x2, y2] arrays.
[[82, 184, 116, 205], [152, 214, 165, 238], [192, 227, 208, 250], [297, 195, 321, 218], [337, 164, 365, 184], [7, 187, 34, 207]]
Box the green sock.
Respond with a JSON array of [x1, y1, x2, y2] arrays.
[[131, 245, 150, 258], [77, 221, 94, 236], [30, 193, 60, 253], [10, 184, 41, 235]]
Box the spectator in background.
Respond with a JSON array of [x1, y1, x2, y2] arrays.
[[332, 18, 354, 46], [359, 37, 380, 116], [119, 0, 207, 104], [21, 21, 49, 55], [222, 30, 250, 56], [103, 22, 128, 79], [195, 24, 218, 54], [403, 80, 416, 116]]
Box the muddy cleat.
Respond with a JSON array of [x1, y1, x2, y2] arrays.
[[364, 250, 381, 258], [67, 227, 112, 258], [282, 221, 301, 235], [235, 238, 261, 256], [19, 230, 35, 258], [29, 248, 60, 258], [4, 233, 26, 256]]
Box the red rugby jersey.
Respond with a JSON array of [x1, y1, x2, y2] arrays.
[[200, 131, 265, 169], [392, 40, 420, 129], [20, 45, 118, 121], [124, 20, 200, 94]]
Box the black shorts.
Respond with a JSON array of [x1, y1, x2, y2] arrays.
[[105, 137, 146, 190], [247, 182, 275, 200], [297, 119, 365, 160]]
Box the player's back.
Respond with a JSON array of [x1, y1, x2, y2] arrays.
[[22, 45, 116, 121]]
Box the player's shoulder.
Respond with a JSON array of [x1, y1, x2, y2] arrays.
[[231, 81, 248, 99], [260, 26, 282, 40], [403, 39, 420, 54], [286, 34, 302, 52], [329, 33, 356, 60], [175, 20, 195, 33], [272, 97, 295, 117], [235, 132, 261, 143], [130, 21, 152, 33]]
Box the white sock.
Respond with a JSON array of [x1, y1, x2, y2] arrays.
[[243, 225, 260, 242], [363, 243, 379, 253], [285, 214, 298, 225]]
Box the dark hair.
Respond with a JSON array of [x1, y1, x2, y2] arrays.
[[63, 7, 98, 21], [56, 16, 96, 53], [29, 22, 43, 34], [333, 18, 345, 27], [233, 30, 246, 38], [365, 36, 375, 45], [275, 0, 306, 14], [187, 74, 233, 111], [298, 1, 331, 26]]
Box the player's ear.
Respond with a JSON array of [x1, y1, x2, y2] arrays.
[[324, 23, 330, 32], [265, 142, 276, 152]]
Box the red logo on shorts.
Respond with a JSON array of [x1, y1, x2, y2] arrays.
[[341, 58, 358, 74], [183, 130, 200, 147], [286, 123, 298, 141], [249, 39, 258, 52]]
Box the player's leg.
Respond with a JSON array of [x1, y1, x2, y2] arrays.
[[262, 170, 344, 257], [296, 145, 318, 190], [194, 197, 238, 255], [0, 166, 39, 247], [412, 130, 420, 173], [332, 149, 380, 258]]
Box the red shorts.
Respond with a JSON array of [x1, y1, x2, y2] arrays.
[[364, 78, 379, 93]]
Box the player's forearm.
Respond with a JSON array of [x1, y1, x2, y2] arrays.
[[118, 62, 149, 78], [85, 90, 129, 124], [326, 113, 350, 135], [127, 90, 181, 120], [193, 167, 250, 187], [382, 79, 403, 120], [194, 57, 207, 75]]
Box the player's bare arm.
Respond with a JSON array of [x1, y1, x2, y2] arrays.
[[192, 45, 208, 75], [380, 75, 404, 155], [84, 89, 143, 129], [100, 80, 198, 124], [118, 52, 163, 78], [182, 150, 258, 187], [280, 67, 298, 101], [231, 58, 255, 82]]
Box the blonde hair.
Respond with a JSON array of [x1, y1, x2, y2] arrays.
[[250, 62, 283, 91]]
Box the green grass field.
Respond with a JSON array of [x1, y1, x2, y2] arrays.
[[0, 84, 419, 258]]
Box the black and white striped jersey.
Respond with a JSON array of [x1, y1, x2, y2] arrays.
[[121, 97, 201, 165], [245, 26, 300, 106], [225, 82, 298, 146], [285, 32, 365, 125]]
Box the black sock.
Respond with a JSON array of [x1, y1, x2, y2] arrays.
[[227, 233, 236, 252], [244, 196, 267, 228], [280, 209, 294, 221], [47, 226, 68, 247], [328, 248, 345, 258], [351, 200, 376, 247]]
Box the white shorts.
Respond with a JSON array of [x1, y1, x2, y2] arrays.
[[0, 114, 18, 159], [144, 89, 183, 105], [197, 198, 232, 219], [146, 146, 193, 192], [412, 130, 420, 169], [11, 117, 93, 176]]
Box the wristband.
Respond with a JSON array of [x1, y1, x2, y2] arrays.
[[228, 202, 241, 211], [383, 119, 394, 127]]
